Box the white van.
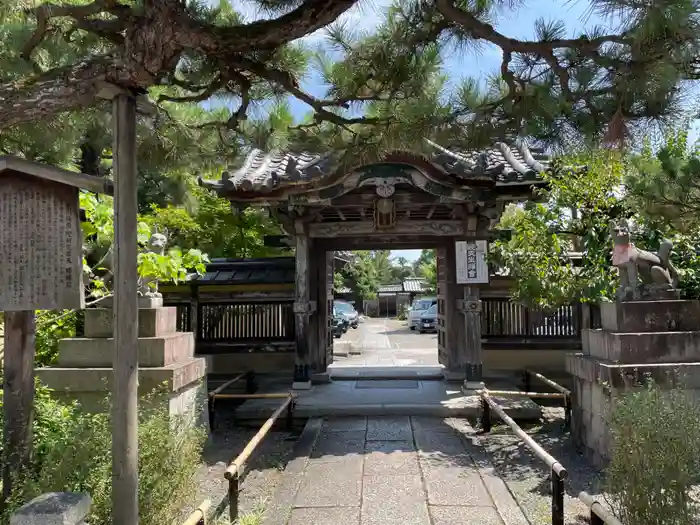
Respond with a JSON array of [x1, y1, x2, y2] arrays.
[[408, 297, 437, 330]]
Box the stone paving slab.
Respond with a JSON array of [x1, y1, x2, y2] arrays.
[[263, 416, 531, 525], [362, 474, 430, 525]]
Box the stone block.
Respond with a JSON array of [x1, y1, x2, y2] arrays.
[[595, 361, 700, 389], [11, 492, 91, 525], [36, 357, 206, 394], [57, 332, 193, 368], [601, 300, 700, 333], [584, 329, 700, 364], [84, 307, 178, 338]]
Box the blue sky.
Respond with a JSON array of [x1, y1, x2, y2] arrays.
[[225, 1, 700, 263]]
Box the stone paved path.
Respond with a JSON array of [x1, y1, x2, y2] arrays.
[[263, 416, 530, 525]]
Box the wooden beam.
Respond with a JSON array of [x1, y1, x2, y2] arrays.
[[1, 311, 36, 509], [112, 93, 139, 525], [329, 191, 439, 207], [309, 220, 471, 238]]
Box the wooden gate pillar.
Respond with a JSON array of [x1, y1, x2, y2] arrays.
[[293, 222, 312, 389], [462, 284, 484, 389], [307, 244, 320, 375], [441, 241, 466, 381], [313, 250, 334, 377]]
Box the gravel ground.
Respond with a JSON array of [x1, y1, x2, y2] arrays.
[[187, 411, 299, 525], [475, 406, 605, 525]]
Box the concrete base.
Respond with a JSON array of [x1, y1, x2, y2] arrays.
[[99, 296, 164, 309], [463, 380, 486, 393], [442, 370, 466, 382], [568, 298, 700, 467], [57, 332, 194, 367], [38, 306, 208, 432], [310, 372, 332, 384], [37, 361, 209, 428], [292, 381, 313, 390], [84, 307, 178, 338]]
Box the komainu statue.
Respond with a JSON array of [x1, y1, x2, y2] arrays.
[[137, 230, 168, 299], [610, 220, 679, 301]]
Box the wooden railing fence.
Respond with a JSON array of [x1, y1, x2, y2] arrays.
[[482, 298, 583, 338], [578, 492, 623, 525], [166, 300, 295, 346], [480, 390, 568, 525]]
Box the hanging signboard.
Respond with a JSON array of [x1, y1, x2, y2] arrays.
[[455, 240, 489, 284], [0, 157, 111, 311]]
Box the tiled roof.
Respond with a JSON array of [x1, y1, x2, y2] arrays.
[[186, 257, 295, 285], [403, 278, 428, 292], [375, 279, 430, 294], [199, 139, 549, 194], [378, 284, 404, 293]]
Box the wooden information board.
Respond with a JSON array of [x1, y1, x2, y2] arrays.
[[455, 240, 489, 284], [0, 172, 85, 311]]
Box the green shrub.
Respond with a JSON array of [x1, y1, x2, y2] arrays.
[[397, 303, 409, 320], [605, 381, 700, 525], [2, 385, 205, 525], [35, 310, 78, 367]]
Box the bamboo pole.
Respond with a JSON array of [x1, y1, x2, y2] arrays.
[[213, 393, 292, 400], [209, 372, 249, 398], [181, 500, 211, 525], [225, 396, 293, 523], [224, 396, 293, 480], [579, 492, 623, 525], [478, 389, 566, 399], [481, 394, 568, 479], [525, 369, 571, 395]]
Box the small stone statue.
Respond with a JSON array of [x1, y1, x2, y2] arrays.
[[137, 231, 168, 299], [610, 220, 679, 301]]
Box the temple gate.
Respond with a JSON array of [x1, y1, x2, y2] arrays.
[[200, 139, 550, 388]]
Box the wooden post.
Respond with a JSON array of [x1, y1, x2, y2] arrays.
[[307, 244, 319, 373], [325, 251, 335, 368], [463, 284, 484, 389], [1, 311, 36, 507], [293, 222, 311, 388], [112, 93, 139, 525], [442, 241, 465, 380]]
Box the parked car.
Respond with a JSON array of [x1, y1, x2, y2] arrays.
[[332, 307, 347, 338], [418, 303, 438, 333], [408, 297, 437, 330], [334, 300, 359, 329]]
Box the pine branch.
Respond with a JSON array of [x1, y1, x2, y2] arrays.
[[0, 0, 360, 129]]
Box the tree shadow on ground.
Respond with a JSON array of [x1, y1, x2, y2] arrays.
[[478, 415, 603, 496]]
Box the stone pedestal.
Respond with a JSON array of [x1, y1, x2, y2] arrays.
[[566, 299, 700, 467], [36, 307, 208, 430]]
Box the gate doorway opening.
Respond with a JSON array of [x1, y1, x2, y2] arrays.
[[199, 141, 551, 388], [328, 247, 441, 377]]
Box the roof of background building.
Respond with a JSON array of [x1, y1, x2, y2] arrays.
[[376, 278, 430, 295]]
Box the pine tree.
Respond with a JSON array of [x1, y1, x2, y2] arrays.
[[0, 0, 698, 149]]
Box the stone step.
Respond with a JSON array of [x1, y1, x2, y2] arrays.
[[601, 300, 700, 333], [57, 332, 194, 367], [583, 328, 700, 364], [84, 307, 179, 338]]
